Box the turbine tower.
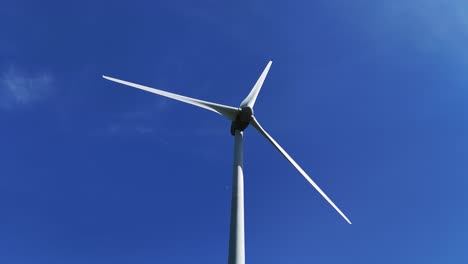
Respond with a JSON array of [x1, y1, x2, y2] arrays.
[[103, 61, 351, 264]]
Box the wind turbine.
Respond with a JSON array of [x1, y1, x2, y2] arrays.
[[103, 61, 351, 264]]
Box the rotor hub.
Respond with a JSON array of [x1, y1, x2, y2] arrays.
[[230, 107, 254, 135]]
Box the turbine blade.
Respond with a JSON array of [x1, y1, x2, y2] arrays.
[[250, 116, 352, 224], [240, 61, 272, 109], [103, 75, 239, 120]]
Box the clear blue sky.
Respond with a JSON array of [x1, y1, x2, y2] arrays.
[[1, 0, 467, 263]]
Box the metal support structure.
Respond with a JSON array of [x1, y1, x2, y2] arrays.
[[228, 129, 245, 264]]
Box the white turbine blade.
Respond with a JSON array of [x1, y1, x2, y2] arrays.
[[103, 75, 239, 120], [250, 116, 352, 224], [240, 61, 272, 109]]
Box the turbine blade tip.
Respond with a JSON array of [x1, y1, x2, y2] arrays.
[[102, 75, 114, 81]]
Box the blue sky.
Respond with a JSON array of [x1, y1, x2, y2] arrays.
[[1, 0, 467, 263]]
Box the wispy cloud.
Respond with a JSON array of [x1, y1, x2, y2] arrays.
[[106, 123, 156, 135], [120, 99, 170, 121], [106, 98, 227, 138], [96, 100, 171, 138], [0, 67, 53, 109], [378, 1, 468, 56]]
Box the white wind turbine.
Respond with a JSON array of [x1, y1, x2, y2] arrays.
[[103, 61, 351, 264]]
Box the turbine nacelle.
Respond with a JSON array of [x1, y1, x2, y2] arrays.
[[230, 106, 254, 135]]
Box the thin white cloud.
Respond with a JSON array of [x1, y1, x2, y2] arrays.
[[0, 68, 53, 109], [378, 1, 468, 55], [120, 99, 170, 120], [106, 123, 155, 135], [100, 99, 171, 136]]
